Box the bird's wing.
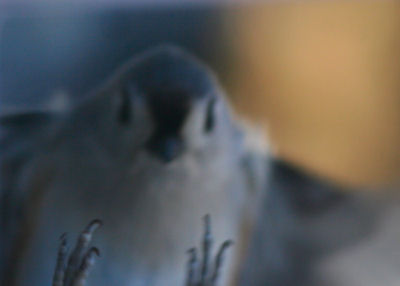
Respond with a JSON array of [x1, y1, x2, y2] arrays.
[[0, 110, 59, 284], [239, 158, 382, 286]]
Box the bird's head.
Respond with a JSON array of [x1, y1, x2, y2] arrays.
[[97, 45, 241, 164]]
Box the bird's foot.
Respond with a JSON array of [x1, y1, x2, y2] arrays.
[[186, 214, 233, 286], [51, 216, 232, 286], [52, 219, 102, 286]]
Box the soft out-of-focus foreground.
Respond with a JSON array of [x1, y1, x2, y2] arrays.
[[1, 0, 400, 189]]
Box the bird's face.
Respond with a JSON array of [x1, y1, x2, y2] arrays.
[[107, 46, 240, 165], [143, 89, 218, 163]]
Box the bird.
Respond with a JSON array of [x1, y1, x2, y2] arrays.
[[0, 45, 268, 286]]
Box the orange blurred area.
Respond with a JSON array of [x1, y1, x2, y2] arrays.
[[225, 0, 400, 188]]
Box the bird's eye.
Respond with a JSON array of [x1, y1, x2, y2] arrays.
[[117, 87, 132, 125], [204, 98, 216, 133]]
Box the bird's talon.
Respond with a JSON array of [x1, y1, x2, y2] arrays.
[[186, 215, 233, 286], [52, 221, 101, 286]]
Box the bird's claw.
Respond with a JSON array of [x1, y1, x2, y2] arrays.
[[51, 216, 232, 286], [186, 215, 233, 286], [52, 219, 102, 286]]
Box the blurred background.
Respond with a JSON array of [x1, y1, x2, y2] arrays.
[[1, 0, 399, 189]]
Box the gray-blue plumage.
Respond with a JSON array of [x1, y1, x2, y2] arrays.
[[0, 45, 267, 286], [239, 159, 384, 286]]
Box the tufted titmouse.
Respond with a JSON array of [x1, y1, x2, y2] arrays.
[[2, 45, 392, 286], [0, 45, 267, 286]]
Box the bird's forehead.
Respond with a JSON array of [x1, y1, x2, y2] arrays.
[[120, 49, 217, 99]]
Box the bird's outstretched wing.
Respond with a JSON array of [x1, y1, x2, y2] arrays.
[[0, 110, 60, 285], [239, 158, 381, 286]]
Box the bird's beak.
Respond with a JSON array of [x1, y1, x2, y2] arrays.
[[146, 136, 183, 163]]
